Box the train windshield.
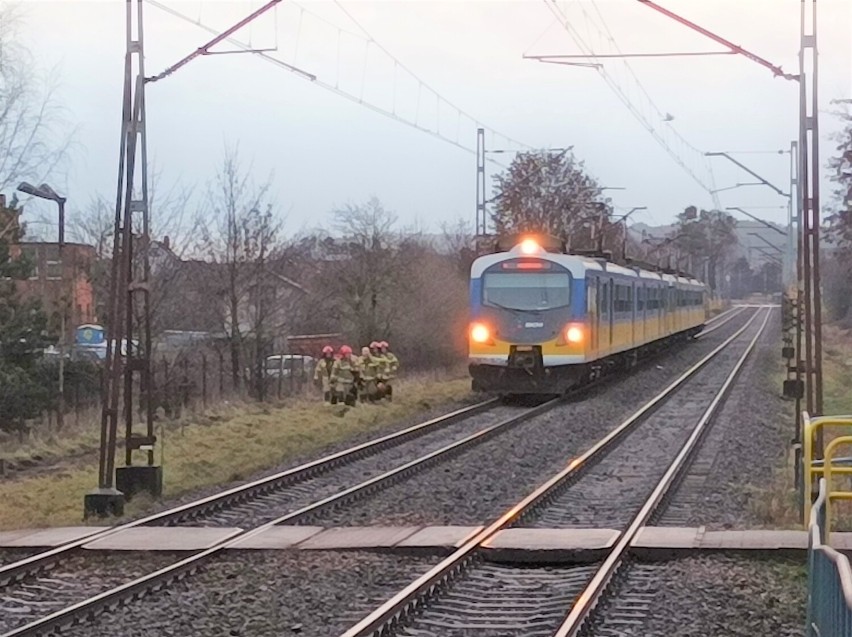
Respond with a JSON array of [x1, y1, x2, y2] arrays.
[[483, 272, 571, 311]]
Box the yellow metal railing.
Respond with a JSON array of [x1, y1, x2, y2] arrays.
[[803, 412, 852, 534]]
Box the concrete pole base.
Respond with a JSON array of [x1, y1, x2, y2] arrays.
[[116, 465, 163, 500], [83, 488, 125, 519]]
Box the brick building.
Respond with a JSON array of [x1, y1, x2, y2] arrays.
[[1, 193, 97, 329], [16, 242, 97, 328]]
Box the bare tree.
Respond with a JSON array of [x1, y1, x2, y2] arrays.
[[198, 145, 280, 392], [490, 150, 612, 250], [317, 197, 408, 346], [0, 4, 71, 192], [68, 168, 196, 330], [440, 219, 477, 276]]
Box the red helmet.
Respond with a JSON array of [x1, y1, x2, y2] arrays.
[[339, 345, 352, 356], [322, 345, 334, 355], [379, 341, 389, 349], [369, 341, 380, 349]]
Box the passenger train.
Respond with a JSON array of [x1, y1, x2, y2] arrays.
[[468, 234, 707, 395]]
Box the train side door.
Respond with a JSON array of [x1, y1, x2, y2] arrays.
[[587, 278, 599, 353], [598, 278, 609, 354], [630, 283, 636, 345], [608, 278, 615, 347]]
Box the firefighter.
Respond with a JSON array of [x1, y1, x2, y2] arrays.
[[358, 346, 381, 403], [366, 341, 386, 400], [313, 345, 336, 402], [330, 345, 359, 406], [379, 341, 399, 401]]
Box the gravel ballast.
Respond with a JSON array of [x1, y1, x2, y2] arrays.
[[658, 309, 795, 529], [527, 314, 764, 529], [313, 309, 758, 528], [131, 392, 483, 522], [175, 404, 528, 528], [0, 552, 179, 633], [590, 554, 806, 637], [59, 551, 440, 637]]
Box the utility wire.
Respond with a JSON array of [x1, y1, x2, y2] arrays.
[[329, 0, 531, 153], [544, 0, 721, 208], [146, 0, 525, 164]]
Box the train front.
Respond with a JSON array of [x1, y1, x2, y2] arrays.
[[468, 236, 587, 395]]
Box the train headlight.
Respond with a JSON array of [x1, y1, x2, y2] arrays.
[[565, 324, 584, 344], [470, 323, 491, 344]]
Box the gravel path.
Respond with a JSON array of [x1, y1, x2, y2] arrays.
[[590, 555, 806, 637], [58, 551, 440, 637], [311, 309, 757, 528], [172, 405, 529, 528], [0, 552, 178, 633], [657, 308, 795, 529]]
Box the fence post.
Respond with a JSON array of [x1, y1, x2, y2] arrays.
[[181, 357, 190, 409], [201, 353, 208, 408], [162, 357, 170, 418], [74, 374, 81, 428], [218, 350, 225, 400]]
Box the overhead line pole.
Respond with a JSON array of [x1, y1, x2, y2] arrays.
[[634, 0, 822, 460], [635, 0, 799, 80], [146, 0, 284, 83], [86, 0, 293, 518]]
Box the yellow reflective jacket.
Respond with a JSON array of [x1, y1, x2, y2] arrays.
[[330, 357, 359, 388], [384, 352, 399, 379], [313, 358, 335, 391], [360, 355, 379, 382]]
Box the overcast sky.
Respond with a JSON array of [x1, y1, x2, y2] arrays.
[[11, 0, 852, 243]]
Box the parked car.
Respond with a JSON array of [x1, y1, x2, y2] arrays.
[[264, 354, 315, 379]]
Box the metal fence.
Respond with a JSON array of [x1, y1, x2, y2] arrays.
[[806, 477, 852, 636]]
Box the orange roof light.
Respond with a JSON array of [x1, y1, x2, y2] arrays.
[[519, 238, 540, 255]]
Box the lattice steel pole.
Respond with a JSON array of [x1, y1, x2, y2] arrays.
[[799, 0, 822, 455], [85, 0, 158, 517], [476, 128, 486, 237]]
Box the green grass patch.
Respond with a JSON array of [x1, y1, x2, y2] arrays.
[[0, 373, 472, 530]]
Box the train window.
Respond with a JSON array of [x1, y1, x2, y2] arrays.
[[601, 281, 609, 315], [638, 287, 645, 312], [482, 271, 571, 311]]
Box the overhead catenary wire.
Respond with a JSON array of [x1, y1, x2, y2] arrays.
[[145, 0, 525, 165], [543, 0, 722, 209]]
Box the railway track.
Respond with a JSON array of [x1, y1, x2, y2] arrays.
[[336, 306, 771, 637], [0, 306, 753, 636], [0, 397, 566, 636]]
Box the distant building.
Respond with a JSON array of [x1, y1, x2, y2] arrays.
[[16, 241, 98, 328], [2, 192, 99, 329]]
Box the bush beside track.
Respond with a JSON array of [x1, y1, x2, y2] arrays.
[[0, 372, 473, 530]]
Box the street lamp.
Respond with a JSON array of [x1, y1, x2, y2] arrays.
[[17, 181, 68, 431]]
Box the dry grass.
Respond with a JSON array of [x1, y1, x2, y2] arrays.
[[0, 372, 472, 530], [754, 324, 852, 530], [822, 324, 852, 417]]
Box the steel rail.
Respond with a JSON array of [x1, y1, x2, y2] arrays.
[[337, 308, 765, 637], [696, 304, 752, 338], [0, 398, 498, 586], [703, 304, 740, 327], [1, 399, 559, 637], [553, 307, 771, 636]]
